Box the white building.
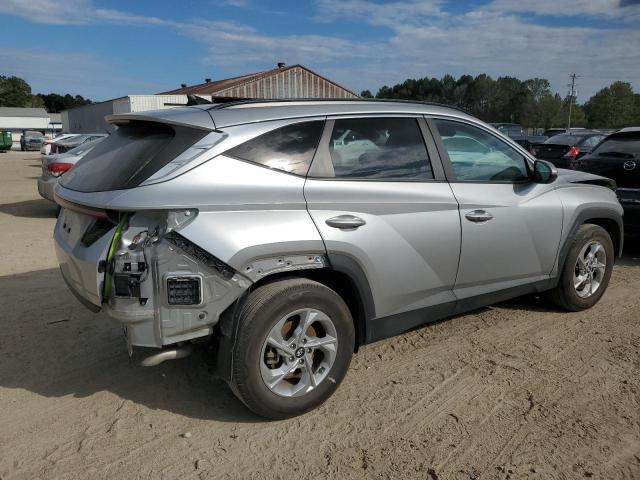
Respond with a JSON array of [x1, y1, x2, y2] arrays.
[[0, 107, 62, 148], [61, 95, 213, 134]]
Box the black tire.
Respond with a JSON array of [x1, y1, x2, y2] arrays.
[[547, 224, 614, 311], [229, 278, 354, 419]]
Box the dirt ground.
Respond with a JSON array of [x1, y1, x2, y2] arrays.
[[1, 151, 639, 480]]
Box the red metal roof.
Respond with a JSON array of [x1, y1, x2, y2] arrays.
[[159, 64, 357, 97]]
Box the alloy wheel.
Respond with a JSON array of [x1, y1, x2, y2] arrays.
[[260, 308, 338, 397], [573, 241, 606, 298]]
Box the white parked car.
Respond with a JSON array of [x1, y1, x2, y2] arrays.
[[41, 134, 81, 155]]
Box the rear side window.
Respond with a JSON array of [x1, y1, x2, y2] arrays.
[[328, 117, 433, 179], [583, 135, 604, 147], [592, 135, 640, 158], [60, 121, 207, 192], [226, 121, 324, 176]]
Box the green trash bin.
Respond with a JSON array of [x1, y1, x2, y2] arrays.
[[0, 131, 12, 152]]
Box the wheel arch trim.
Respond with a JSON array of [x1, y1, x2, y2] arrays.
[[214, 254, 376, 382], [555, 208, 623, 280]]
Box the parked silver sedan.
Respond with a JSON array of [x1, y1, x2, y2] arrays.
[[38, 137, 106, 203], [41, 133, 81, 156], [49, 133, 107, 155], [52, 99, 623, 418]]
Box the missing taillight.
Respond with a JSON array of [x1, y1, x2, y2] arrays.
[[81, 217, 116, 247], [164, 231, 235, 279]]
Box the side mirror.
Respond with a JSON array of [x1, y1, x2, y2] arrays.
[[533, 159, 557, 184]]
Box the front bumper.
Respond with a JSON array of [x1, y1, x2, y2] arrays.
[[621, 202, 640, 232], [617, 188, 640, 231]]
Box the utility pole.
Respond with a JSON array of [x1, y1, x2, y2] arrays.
[[567, 73, 578, 129]]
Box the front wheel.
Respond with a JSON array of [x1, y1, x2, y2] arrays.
[[547, 224, 614, 311], [229, 278, 354, 419]]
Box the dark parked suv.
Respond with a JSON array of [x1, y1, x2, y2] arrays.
[[573, 129, 640, 232]]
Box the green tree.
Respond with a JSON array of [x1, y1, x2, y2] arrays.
[[0, 75, 35, 107], [467, 73, 495, 119], [521, 78, 552, 128], [584, 81, 639, 128], [37, 93, 92, 113], [370, 75, 638, 129], [359, 90, 373, 98], [538, 93, 564, 128]]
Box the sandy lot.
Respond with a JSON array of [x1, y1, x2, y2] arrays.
[[1, 151, 639, 480]]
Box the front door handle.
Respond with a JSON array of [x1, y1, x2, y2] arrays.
[[465, 210, 494, 223], [326, 215, 366, 229]]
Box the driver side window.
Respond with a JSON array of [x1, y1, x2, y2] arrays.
[[433, 119, 529, 182]]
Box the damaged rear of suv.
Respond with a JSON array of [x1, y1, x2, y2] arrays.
[[54, 100, 623, 419], [55, 113, 252, 349], [55, 104, 341, 418]]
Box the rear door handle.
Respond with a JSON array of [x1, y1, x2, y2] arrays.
[[465, 210, 494, 223], [326, 215, 366, 229]]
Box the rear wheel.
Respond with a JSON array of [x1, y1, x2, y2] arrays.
[[229, 278, 354, 419], [547, 224, 614, 311]]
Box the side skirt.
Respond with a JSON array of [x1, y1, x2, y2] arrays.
[[365, 278, 556, 344]]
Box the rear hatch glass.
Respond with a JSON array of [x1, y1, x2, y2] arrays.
[[592, 135, 640, 158], [535, 145, 570, 159], [60, 121, 207, 192], [543, 134, 584, 146]]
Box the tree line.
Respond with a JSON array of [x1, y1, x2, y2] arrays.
[[361, 75, 640, 129], [0, 75, 92, 113], [3, 72, 638, 128]]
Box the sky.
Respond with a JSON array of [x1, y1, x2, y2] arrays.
[[0, 0, 639, 102]]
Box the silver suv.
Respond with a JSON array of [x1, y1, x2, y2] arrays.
[[53, 100, 623, 418]]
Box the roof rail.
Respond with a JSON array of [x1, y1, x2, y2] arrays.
[[206, 97, 469, 114]]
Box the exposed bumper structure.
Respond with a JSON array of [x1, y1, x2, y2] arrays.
[[54, 207, 251, 349]]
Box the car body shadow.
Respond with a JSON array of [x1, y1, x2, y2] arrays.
[[0, 199, 57, 218], [3, 240, 637, 424], [0, 267, 263, 423], [616, 234, 640, 267]]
